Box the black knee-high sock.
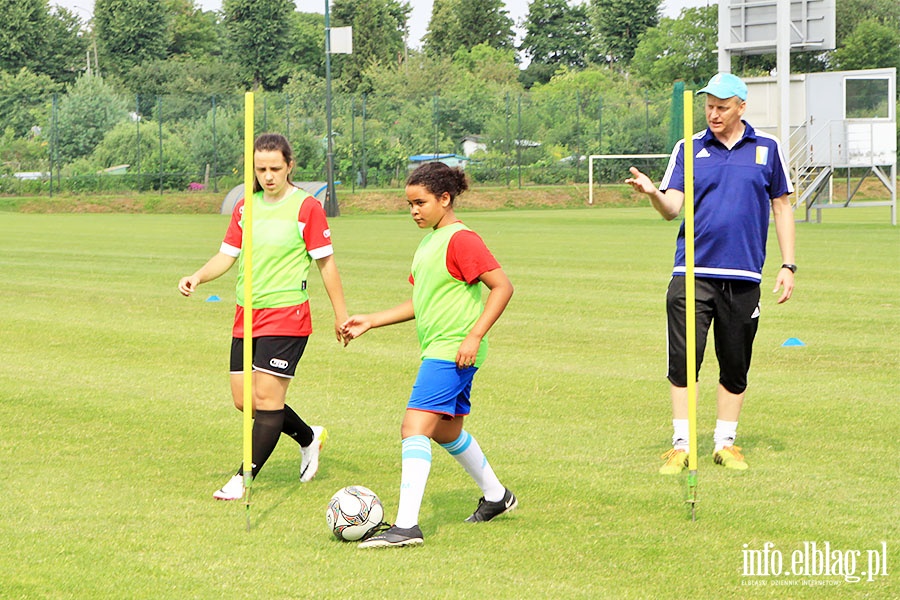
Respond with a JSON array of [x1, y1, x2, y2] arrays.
[[282, 404, 314, 447], [249, 408, 285, 477]]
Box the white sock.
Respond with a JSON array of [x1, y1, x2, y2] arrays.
[[714, 420, 738, 451], [440, 430, 505, 502], [394, 435, 431, 529], [672, 419, 690, 451]]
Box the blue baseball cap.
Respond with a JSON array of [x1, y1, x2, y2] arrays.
[[697, 73, 748, 101]]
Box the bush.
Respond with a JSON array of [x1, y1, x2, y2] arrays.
[[63, 119, 194, 191], [54, 74, 129, 164]]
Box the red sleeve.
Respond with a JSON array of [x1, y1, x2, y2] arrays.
[[298, 196, 334, 259], [446, 229, 501, 284], [222, 198, 245, 250]]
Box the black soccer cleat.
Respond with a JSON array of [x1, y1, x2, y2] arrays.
[[465, 488, 518, 523], [358, 524, 424, 548]]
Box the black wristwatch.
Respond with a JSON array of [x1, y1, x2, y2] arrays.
[[781, 263, 797, 273]]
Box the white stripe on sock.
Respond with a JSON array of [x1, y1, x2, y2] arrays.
[[441, 431, 505, 503], [395, 435, 431, 529]]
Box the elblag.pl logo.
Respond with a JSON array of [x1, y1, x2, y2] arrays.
[[742, 541, 889, 585]]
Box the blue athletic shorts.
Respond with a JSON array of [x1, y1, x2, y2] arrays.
[[407, 359, 477, 417]]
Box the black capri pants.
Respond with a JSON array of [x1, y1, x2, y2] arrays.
[[666, 276, 760, 394]]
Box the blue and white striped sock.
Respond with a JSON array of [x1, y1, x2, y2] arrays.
[[440, 430, 505, 503], [394, 435, 432, 529]]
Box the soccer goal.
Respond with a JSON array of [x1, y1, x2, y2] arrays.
[[588, 153, 670, 205]]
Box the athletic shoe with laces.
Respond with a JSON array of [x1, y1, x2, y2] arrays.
[[300, 425, 328, 482], [213, 474, 244, 501], [465, 488, 518, 523], [659, 448, 689, 475], [713, 445, 748, 470], [358, 525, 424, 549]]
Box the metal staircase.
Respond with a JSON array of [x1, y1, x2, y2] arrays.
[[788, 122, 835, 221], [788, 118, 896, 224]]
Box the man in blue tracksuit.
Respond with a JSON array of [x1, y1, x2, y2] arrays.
[[627, 73, 797, 474]]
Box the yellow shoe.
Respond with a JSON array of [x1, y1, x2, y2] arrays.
[[659, 448, 688, 475], [713, 445, 748, 470]]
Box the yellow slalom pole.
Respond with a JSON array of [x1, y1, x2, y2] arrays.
[[242, 91, 254, 531], [683, 90, 699, 521]]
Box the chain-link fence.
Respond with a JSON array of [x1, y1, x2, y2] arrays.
[[1, 86, 686, 197]]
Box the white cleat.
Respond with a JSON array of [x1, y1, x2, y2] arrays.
[[300, 426, 328, 483], [213, 474, 244, 501]]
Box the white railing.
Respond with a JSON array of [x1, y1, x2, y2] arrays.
[[789, 118, 897, 224]]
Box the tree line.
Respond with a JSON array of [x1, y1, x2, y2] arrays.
[[1, 0, 897, 193]]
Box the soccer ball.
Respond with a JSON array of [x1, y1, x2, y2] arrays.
[[326, 486, 385, 541]]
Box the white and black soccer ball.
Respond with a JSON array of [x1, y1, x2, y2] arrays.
[[326, 486, 386, 541]]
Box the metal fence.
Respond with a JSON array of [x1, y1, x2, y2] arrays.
[[1, 87, 681, 197]]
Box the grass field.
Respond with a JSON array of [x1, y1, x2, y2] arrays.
[[1, 206, 897, 599]]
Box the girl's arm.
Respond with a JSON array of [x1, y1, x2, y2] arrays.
[[455, 268, 514, 368], [178, 252, 237, 296], [315, 254, 350, 344], [341, 299, 415, 341]]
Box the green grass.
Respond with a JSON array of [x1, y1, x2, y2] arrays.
[[0, 207, 897, 599]]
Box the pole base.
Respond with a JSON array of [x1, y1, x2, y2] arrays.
[[686, 471, 698, 521], [243, 472, 253, 531]]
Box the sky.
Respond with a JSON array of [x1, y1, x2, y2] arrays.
[[54, 0, 712, 50]]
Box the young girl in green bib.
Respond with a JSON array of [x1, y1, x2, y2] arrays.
[[179, 133, 348, 500], [341, 161, 516, 548]]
